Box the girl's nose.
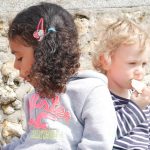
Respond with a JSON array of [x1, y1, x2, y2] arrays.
[[134, 67, 145, 80]]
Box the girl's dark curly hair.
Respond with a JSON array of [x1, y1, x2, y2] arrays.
[[8, 2, 80, 98]]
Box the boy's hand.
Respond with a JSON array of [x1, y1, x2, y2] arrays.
[[131, 86, 150, 110]]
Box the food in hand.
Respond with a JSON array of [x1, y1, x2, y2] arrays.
[[131, 79, 146, 93]]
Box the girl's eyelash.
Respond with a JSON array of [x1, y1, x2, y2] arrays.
[[17, 57, 22, 61]]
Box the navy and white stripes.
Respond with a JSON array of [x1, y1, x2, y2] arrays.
[[111, 92, 150, 150]]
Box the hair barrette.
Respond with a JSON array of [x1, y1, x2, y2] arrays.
[[33, 18, 45, 41]]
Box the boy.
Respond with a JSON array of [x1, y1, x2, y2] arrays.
[[93, 18, 150, 149]]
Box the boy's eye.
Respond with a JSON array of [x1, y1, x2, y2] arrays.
[[129, 62, 136, 65], [142, 62, 147, 67]]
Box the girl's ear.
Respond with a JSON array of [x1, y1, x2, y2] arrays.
[[99, 54, 111, 71]]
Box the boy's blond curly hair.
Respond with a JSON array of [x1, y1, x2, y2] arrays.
[[93, 18, 149, 74]]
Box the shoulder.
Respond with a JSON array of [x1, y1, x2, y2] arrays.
[[66, 70, 110, 106], [67, 70, 108, 90]]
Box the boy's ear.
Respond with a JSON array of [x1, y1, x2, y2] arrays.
[[99, 54, 111, 71]]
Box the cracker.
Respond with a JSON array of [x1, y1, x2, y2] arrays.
[[131, 79, 146, 93]]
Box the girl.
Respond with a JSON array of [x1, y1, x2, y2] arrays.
[[2, 2, 117, 150]]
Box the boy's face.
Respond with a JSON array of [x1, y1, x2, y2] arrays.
[[106, 43, 149, 91], [9, 38, 35, 80]]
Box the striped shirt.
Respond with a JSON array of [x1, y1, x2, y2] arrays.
[[111, 92, 150, 150]]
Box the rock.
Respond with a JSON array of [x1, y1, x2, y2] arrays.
[[2, 120, 25, 139], [12, 100, 22, 110], [0, 86, 16, 104], [4, 110, 24, 124], [75, 16, 89, 36], [1, 61, 19, 79], [15, 82, 34, 100], [2, 105, 15, 115]]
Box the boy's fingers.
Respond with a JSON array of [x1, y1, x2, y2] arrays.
[[142, 86, 150, 95], [131, 90, 138, 98]]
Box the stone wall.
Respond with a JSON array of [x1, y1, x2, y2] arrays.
[[0, 0, 150, 146]]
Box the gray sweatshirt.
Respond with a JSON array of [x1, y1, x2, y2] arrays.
[[2, 70, 117, 150]]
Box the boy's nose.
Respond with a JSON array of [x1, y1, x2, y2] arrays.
[[134, 68, 145, 80]]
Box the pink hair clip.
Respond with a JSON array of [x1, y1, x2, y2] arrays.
[[33, 18, 45, 41]]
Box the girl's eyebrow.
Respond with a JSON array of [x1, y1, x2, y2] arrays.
[[11, 50, 17, 54]]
